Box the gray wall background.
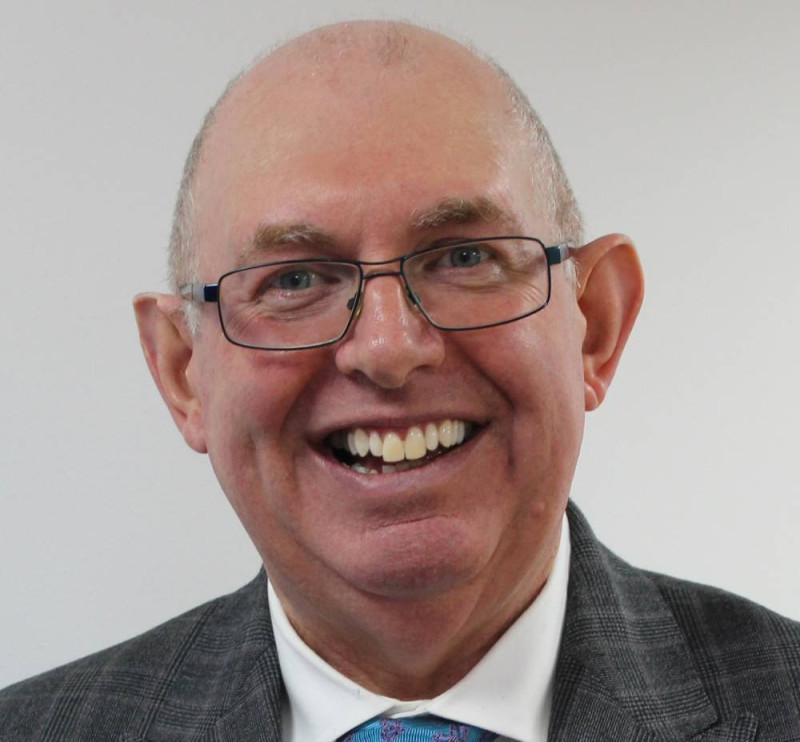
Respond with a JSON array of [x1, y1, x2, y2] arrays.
[[2, 0, 798, 687]]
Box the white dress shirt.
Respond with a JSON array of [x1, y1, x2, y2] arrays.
[[269, 515, 570, 742]]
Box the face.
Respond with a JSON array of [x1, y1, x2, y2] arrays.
[[184, 43, 588, 625]]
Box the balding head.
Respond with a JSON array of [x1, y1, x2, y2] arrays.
[[168, 21, 582, 294]]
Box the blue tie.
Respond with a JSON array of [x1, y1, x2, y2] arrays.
[[339, 715, 498, 741]]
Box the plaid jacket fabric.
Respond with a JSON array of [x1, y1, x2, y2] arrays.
[[2, 502, 799, 741]]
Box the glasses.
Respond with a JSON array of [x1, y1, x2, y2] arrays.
[[180, 236, 574, 351]]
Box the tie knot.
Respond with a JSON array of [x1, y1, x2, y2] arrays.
[[340, 715, 497, 741]]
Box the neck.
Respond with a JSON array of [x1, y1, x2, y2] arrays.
[[271, 530, 560, 699]]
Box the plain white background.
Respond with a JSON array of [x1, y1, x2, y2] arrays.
[[1, 0, 798, 688]]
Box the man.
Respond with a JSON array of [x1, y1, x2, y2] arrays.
[[1, 20, 798, 741]]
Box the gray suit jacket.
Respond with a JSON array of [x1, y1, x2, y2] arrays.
[[2, 502, 799, 740]]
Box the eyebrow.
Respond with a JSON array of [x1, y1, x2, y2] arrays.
[[409, 196, 520, 232], [241, 196, 521, 261], [242, 223, 337, 261]]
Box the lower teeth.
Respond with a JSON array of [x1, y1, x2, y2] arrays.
[[348, 458, 430, 474]]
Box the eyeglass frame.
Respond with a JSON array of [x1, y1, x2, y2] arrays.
[[179, 236, 576, 351]]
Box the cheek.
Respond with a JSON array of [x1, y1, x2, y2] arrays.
[[202, 344, 314, 422], [457, 301, 586, 491], [195, 344, 326, 495], [466, 309, 585, 417]]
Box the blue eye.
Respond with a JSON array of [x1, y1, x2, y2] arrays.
[[275, 270, 314, 290], [448, 246, 485, 267]]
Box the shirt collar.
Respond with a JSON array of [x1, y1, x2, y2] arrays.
[[270, 514, 570, 742]]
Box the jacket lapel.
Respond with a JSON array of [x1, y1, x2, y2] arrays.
[[549, 503, 759, 741], [197, 572, 285, 742], [206, 667, 283, 742]]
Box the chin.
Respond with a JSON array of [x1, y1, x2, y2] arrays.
[[333, 515, 492, 600]]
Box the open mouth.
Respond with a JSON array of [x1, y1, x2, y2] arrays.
[[326, 420, 478, 474]]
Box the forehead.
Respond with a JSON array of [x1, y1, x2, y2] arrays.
[[192, 35, 538, 272]]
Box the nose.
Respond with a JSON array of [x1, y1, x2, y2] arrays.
[[334, 272, 446, 388]]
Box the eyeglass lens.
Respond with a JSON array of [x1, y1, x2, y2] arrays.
[[217, 238, 551, 349]]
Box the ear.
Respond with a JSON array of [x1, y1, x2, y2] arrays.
[[133, 293, 208, 453], [573, 234, 644, 411]]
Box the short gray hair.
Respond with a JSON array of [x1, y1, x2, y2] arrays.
[[488, 60, 583, 245], [167, 70, 248, 333], [167, 69, 245, 294]]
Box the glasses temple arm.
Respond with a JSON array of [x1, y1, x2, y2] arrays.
[[544, 244, 577, 265], [179, 283, 219, 303]]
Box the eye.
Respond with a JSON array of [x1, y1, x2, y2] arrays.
[[273, 269, 316, 291], [245, 261, 358, 308], [410, 241, 502, 280], [448, 245, 487, 268]]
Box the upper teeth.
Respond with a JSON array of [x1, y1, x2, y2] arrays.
[[338, 420, 469, 464]]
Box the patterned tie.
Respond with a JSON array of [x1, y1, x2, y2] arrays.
[[339, 715, 498, 741]]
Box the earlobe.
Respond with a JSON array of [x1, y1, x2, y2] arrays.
[[573, 234, 644, 411], [133, 293, 208, 453]]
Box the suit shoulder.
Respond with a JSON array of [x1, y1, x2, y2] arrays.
[[647, 568, 800, 724], [564, 502, 800, 736], [568, 502, 800, 656], [0, 572, 270, 740], [647, 568, 800, 647]]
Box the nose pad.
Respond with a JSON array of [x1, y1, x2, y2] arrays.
[[346, 275, 421, 323], [346, 294, 361, 314], [405, 286, 422, 309]]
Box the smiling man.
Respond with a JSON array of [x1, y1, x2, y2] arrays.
[[2, 20, 799, 742]]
